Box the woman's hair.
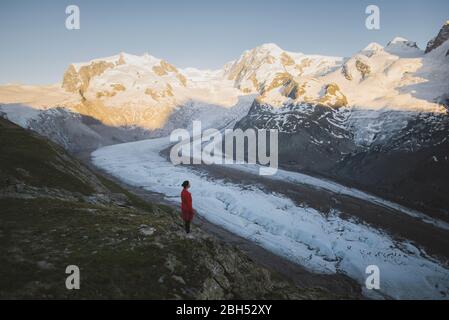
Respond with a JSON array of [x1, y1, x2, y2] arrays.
[[181, 180, 189, 188]]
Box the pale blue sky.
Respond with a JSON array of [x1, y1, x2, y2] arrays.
[[1, 0, 448, 84]]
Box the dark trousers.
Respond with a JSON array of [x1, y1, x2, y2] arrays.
[[184, 221, 191, 234]]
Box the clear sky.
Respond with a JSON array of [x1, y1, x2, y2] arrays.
[[1, 0, 448, 84]]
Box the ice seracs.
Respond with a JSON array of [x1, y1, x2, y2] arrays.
[[91, 129, 449, 300]]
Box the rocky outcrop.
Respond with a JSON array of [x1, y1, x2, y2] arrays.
[[425, 21, 449, 53], [355, 59, 371, 79], [96, 83, 126, 99], [341, 64, 353, 81], [145, 84, 174, 101], [152, 60, 187, 87], [62, 60, 115, 94], [235, 100, 355, 172], [263, 72, 295, 94], [224, 43, 342, 94], [280, 52, 295, 66], [319, 83, 348, 108]]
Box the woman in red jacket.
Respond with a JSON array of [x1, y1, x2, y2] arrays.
[[181, 180, 195, 233]]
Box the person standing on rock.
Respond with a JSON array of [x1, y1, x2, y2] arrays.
[[181, 180, 195, 234]]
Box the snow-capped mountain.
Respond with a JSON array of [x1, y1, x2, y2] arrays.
[[0, 52, 248, 152], [63, 52, 187, 102], [223, 43, 342, 94], [1, 21, 448, 215], [234, 22, 449, 219], [385, 37, 422, 57], [0, 43, 345, 152], [251, 35, 448, 111], [60, 52, 246, 131], [223, 43, 345, 108]]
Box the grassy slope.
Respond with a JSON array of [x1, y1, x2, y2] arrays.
[[0, 118, 356, 299]]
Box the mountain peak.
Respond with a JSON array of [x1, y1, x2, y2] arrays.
[[365, 42, 384, 49], [360, 42, 384, 57], [385, 37, 421, 57], [388, 37, 410, 44], [386, 37, 419, 49], [252, 43, 284, 55], [425, 21, 449, 54], [258, 43, 283, 50]]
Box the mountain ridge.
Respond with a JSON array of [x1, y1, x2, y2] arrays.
[[0, 22, 448, 165]]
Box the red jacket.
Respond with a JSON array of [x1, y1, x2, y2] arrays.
[[181, 188, 194, 221]]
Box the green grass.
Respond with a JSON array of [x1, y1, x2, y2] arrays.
[[0, 197, 201, 299], [0, 119, 95, 195], [0, 197, 316, 299]]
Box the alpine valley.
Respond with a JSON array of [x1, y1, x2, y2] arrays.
[[2, 21, 449, 299], [2, 22, 449, 218]]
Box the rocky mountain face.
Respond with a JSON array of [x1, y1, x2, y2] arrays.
[[425, 21, 449, 54], [236, 100, 355, 172], [59, 53, 202, 132], [224, 43, 350, 109], [237, 104, 449, 221], [235, 23, 449, 220], [330, 111, 449, 222], [223, 43, 342, 95]]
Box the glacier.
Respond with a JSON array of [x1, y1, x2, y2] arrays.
[[92, 136, 449, 299]]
